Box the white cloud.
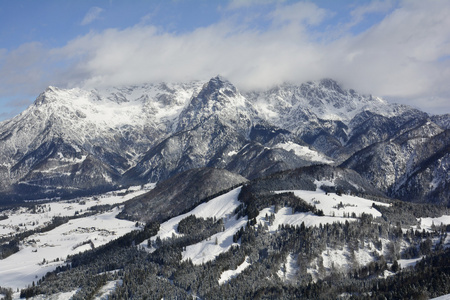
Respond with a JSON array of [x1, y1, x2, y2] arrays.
[[349, 0, 395, 27], [0, 42, 48, 96], [0, 48, 7, 59], [270, 1, 329, 27], [323, 0, 450, 104], [227, 0, 284, 10], [1, 0, 450, 116], [54, 20, 325, 91], [81, 7, 104, 26]]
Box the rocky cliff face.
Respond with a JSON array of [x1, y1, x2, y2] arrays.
[[342, 121, 449, 204]]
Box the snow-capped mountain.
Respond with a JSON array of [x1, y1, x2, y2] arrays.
[[246, 79, 433, 162], [247, 78, 389, 127], [176, 75, 256, 135], [0, 75, 448, 204], [0, 81, 204, 200], [125, 76, 256, 183]]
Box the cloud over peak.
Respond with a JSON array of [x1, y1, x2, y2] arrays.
[[0, 0, 449, 118], [81, 7, 104, 26]]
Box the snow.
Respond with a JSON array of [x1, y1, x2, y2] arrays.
[[218, 257, 251, 285], [277, 253, 298, 282], [0, 81, 205, 173], [147, 183, 391, 267], [0, 175, 441, 294], [398, 257, 424, 269], [227, 150, 238, 157], [307, 241, 390, 281], [0, 186, 149, 237], [43, 82, 203, 129], [314, 179, 335, 189], [5, 181, 387, 281], [137, 187, 248, 265], [148, 188, 242, 244], [0, 208, 136, 290], [418, 215, 450, 231], [180, 189, 380, 265], [94, 280, 122, 300], [246, 80, 395, 131], [274, 142, 333, 163], [431, 294, 450, 300], [276, 188, 390, 219], [144, 187, 248, 265], [182, 213, 246, 265], [0, 185, 153, 290], [322, 247, 350, 272], [259, 206, 348, 232], [354, 246, 377, 267]]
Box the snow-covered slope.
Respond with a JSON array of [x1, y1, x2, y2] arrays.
[[119, 168, 248, 223], [219, 256, 251, 285], [142, 182, 390, 266]]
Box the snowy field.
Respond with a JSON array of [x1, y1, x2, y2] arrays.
[[93, 280, 122, 300], [0, 185, 153, 290], [9, 280, 122, 300], [419, 215, 450, 231], [0, 184, 153, 237], [280, 187, 390, 219]]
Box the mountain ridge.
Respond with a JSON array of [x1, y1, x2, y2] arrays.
[[0, 75, 448, 204]]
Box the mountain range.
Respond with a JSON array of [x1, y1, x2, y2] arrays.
[[0, 75, 448, 205], [1, 75, 450, 299]]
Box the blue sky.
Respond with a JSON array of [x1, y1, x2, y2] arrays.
[[1, 0, 449, 121]]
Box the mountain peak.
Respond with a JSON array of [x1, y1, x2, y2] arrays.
[[34, 86, 61, 106], [201, 75, 237, 96], [318, 78, 345, 94], [211, 74, 230, 84], [176, 76, 254, 132]]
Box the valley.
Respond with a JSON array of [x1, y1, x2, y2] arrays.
[[0, 185, 153, 291]]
